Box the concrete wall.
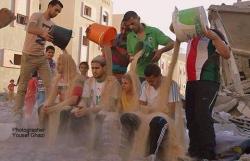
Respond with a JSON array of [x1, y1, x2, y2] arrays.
[[0, 67, 19, 93], [112, 14, 123, 32], [40, 0, 113, 66], [160, 53, 187, 97], [0, 0, 40, 92], [0, 0, 114, 92]]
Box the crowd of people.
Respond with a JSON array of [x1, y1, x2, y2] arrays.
[[0, 0, 232, 160]]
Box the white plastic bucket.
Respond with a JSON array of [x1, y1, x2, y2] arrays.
[[172, 6, 209, 42]]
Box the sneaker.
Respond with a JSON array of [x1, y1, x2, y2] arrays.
[[146, 154, 156, 161]]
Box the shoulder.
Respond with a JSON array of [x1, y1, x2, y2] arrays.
[[171, 80, 178, 86], [73, 74, 84, 84], [145, 25, 162, 33], [86, 77, 95, 87], [30, 12, 42, 19], [141, 80, 149, 89], [107, 75, 120, 85]]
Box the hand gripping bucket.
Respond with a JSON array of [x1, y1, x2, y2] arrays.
[[86, 23, 117, 47], [49, 25, 72, 49], [172, 6, 208, 42]]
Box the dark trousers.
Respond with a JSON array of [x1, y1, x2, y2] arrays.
[[148, 116, 168, 155], [185, 80, 219, 159], [59, 109, 90, 145]]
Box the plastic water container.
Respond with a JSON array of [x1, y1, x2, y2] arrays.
[[86, 23, 117, 47], [172, 6, 209, 42], [49, 25, 72, 49]]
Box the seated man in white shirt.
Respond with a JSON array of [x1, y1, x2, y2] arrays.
[[140, 63, 180, 118], [74, 55, 121, 116], [70, 55, 121, 150], [139, 63, 180, 157]]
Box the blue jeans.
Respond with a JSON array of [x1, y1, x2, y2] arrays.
[[36, 91, 45, 107]]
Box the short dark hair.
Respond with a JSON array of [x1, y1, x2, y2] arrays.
[[48, 0, 63, 8], [122, 11, 138, 22], [79, 61, 89, 69], [144, 64, 161, 77], [46, 45, 55, 52]]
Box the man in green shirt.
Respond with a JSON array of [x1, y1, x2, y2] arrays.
[[123, 11, 174, 81]]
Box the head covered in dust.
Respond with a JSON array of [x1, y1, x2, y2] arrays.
[[122, 11, 141, 33], [91, 55, 107, 80], [57, 52, 77, 82], [121, 74, 133, 93]]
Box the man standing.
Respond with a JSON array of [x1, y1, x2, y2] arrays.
[[14, 0, 63, 121], [122, 11, 174, 81], [184, 28, 230, 160], [111, 21, 130, 83]]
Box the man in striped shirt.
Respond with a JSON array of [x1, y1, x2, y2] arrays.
[[139, 64, 180, 157], [139, 63, 180, 119], [185, 28, 230, 160]]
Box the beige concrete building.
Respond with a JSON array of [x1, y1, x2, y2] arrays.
[[112, 14, 123, 32], [0, 0, 40, 92], [159, 52, 187, 97], [0, 0, 113, 92], [40, 0, 113, 65]]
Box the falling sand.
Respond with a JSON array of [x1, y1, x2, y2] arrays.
[[37, 41, 188, 161]]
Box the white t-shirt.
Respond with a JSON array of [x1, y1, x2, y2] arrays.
[[82, 78, 105, 107], [139, 80, 180, 107]]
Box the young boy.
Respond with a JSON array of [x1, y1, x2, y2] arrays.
[[79, 61, 89, 81], [36, 45, 56, 107], [24, 71, 38, 118], [45, 45, 56, 76], [8, 79, 16, 102]]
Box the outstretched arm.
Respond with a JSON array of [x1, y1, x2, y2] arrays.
[[204, 28, 230, 59]]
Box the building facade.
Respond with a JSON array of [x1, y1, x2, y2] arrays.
[[40, 0, 113, 65], [0, 0, 40, 92], [159, 53, 187, 98], [0, 0, 113, 92]]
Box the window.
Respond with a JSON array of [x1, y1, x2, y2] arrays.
[[79, 27, 89, 63], [82, 36, 89, 46], [14, 54, 22, 65], [81, 2, 96, 21], [84, 5, 92, 17], [12, 0, 29, 26], [16, 13, 28, 25], [103, 12, 109, 24], [100, 8, 109, 25]]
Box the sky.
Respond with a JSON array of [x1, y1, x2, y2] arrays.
[[113, 0, 238, 46]]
